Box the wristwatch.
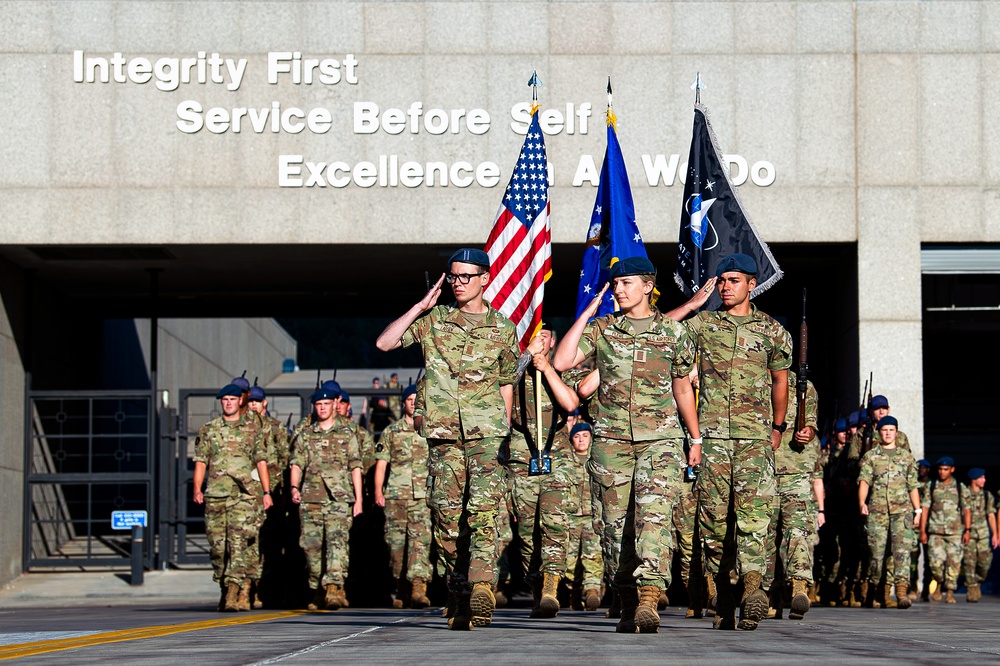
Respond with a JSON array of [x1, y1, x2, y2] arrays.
[[771, 422, 787, 433]]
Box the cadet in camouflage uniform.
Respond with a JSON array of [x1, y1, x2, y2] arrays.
[[564, 421, 604, 611], [376, 248, 519, 631], [374, 384, 433, 609], [848, 395, 911, 459], [289, 385, 363, 611], [764, 371, 824, 620], [554, 256, 701, 634], [961, 467, 996, 602], [920, 456, 967, 603], [668, 253, 793, 631], [506, 327, 580, 619], [193, 383, 273, 612], [247, 385, 291, 609], [857, 416, 920, 609]]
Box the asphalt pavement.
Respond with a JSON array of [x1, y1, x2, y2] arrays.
[[0, 572, 998, 664]]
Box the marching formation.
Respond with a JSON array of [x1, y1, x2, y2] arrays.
[[192, 247, 996, 631]]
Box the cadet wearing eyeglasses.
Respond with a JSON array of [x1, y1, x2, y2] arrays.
[[376, 248, 519, 631]]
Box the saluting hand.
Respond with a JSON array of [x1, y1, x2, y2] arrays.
[[687, 277, 718, 310], [583, 283, 610, 319], [417, 273, 445, 311]]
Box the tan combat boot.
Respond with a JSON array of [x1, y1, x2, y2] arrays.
[[325, 584, 342, 611], [807, 582, 819, 605], [537, 573, 561, 618], [615, 587, 639, 633], [494, 583, 508, 609], [469, 581, 496, 627], [223, 581, 240, 612], [945, 589, 956, 604], [968, 583, 981, 603], [896, 583, 911, 609], [307, 586, 325, 611], [738, 572, 768, 631], [789, 578, 811, 619], [929, 578, 941, 602], [634, 586, 661, 634], [411, 579, 430, 609], [584, 588, 601, 611], [705, 574, 718, 617], [448, 594, 472, 631], [392, 595, 404, 609], [882, 583, 897, 609], [657, 589, 669, 611], [336, 585, 350, 608], [236, 580, 252, 612], [251, 581, 263, 610]]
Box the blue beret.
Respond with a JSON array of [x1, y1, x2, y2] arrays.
[[231, 377, 250, 391], [968, 467, 985, 480], [248, 386, 266, 401], [715, 253, 757, 277], [936, 456, 955, 467], [570, 422, 593, 438], [834, 418, 847, 433], [321, 380, 342, 394], [609, 256, 656, 280], [448, 248, 490, 269], [216, 384, 242, 399], [402, 384, 417, 400], [569, 408, 580, 416], [876, 415, 897, 430], [340, 390, 351, 404], [847, 411, 860, 427], [311, 388, 339, 403], [917, 459, 931, 467], [870, 394, 889, 409]]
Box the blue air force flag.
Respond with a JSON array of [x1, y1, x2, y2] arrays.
[[575, 121, 648, 319], [674, 105, 782, 309]]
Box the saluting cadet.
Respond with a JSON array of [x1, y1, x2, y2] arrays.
[[377, 248, 519, 630], [555, 256, 701, 634]]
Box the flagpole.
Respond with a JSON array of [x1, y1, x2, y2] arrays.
[[535, 368, 543, 456]]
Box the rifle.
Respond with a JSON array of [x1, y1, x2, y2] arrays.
[[285, 412, 293, 437], [795, 288, 809, 432], [860, 372, 874, 455], [314, 369, 321, 390]]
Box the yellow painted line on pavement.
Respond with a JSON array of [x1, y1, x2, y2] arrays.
[[0, 610, 309, 661]]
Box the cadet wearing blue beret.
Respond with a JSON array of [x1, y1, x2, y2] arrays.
[[609, 256, 656, 280], [447, 248, 490, 269], [248, 386, 266, 402], [968, 467, 985, 480], [834, 418, 847, 433], [216, 383, 243, 399], [876, 415, 898, 430], [402, 384, 418, 400], [321, 380, 342, 394], [232, 376, 251, 392], [715, 253, 757, 278], [311, 387, 340, 403], [936, 456, 955, 467]]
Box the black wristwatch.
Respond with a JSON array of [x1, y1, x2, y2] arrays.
[[772, 422, 788, 433]]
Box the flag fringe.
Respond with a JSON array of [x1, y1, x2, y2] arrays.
[[695, 103, 783, 298]]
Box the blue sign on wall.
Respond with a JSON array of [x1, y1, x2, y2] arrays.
[[111, 510, 148, 530]]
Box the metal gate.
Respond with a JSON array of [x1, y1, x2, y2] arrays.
[[157, 388, 312, 567], [23, 374, 156, 569]]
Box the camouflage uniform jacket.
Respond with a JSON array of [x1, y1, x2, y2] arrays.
[[262, 413, 291, 488], [402, 303, 519, 440], [577, 309, 696, 441], [565, 450, 593, 517], [965, 486, 996, 539], [374, 417, 428, 501], [290, 417, 362, 504], [858, 446, 918, 515], [774, 371, 821, 477], [193, 413, 266, 499], [687, 303, 793, 441], [922, 478, 967, 535]]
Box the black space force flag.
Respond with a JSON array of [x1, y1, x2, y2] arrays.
[[674, 105, 782, 309]]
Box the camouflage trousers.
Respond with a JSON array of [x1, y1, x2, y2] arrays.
[[566, 512, 603, 590], [963, 534, 993, 585], [509, 462, 573, 579], [671, 480, 699, 584], [588, 436, 684, 591], [865, 511, 911, 586], [882, 520, 916, 581], [426, 437, 506, 593], [927, 532, 963, 590], [299, 500, 353, 588], [204, 495, 262, 586], [765, 473, 819, 586], [384, 497, 432, 583], [698, 438, 776, 580]]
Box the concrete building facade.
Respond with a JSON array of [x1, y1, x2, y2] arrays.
[[2, 0, 998, 584]]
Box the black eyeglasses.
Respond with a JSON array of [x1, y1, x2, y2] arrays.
[[446, 272, 484, 285]]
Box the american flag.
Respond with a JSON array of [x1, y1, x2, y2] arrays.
[[484, 110, 551, 349]]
